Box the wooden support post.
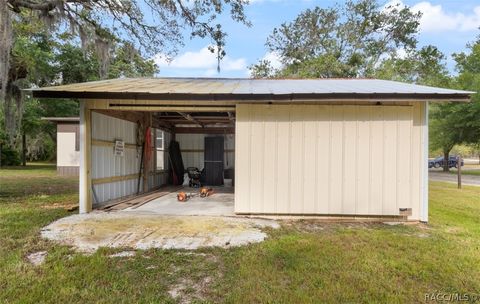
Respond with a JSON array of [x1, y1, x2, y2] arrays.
[[142, 112, 152, 193], [79, 101, 92, 213], [457, 155, 462, 189]]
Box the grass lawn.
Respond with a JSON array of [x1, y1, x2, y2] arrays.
[[448, 169, 480, 176], [1, 164, 480, 303], [441, 163, 480, 176]]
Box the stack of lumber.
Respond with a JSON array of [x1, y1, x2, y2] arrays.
[[99, 186, 182, 211]]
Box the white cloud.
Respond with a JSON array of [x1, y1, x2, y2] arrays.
[[396, 48, 408, 59], [263, 51, 283, 69], [246, 51, 284, 77], [154, 45, 247, 76], [386, 1, 480, 33], [413, 2, 480, 32]]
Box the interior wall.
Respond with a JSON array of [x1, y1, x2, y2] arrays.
[[235, 103, 426, 220], [176, 133, 235, 170], [90, 112, 169, 204]]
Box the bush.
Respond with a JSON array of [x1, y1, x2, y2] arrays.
[[1, 145, 21, 166]]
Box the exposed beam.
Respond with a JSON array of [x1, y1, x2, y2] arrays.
[[107, 105, 236, 112], [94, 109, 173, 132], [174, 127, 234, 134], [178, 112, 203, 127], [152, 119, 232, 125]]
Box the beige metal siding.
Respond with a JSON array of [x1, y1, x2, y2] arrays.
[[235, 103, 426, 220]]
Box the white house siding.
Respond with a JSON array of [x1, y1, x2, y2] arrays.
[[57, 132, 79, 167], [91, 112, 169, 203], [176, 134, 235, 170], [235, 103, 427, 221]]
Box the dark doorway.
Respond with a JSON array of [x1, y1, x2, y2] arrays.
[[204, 136, 224, 185]]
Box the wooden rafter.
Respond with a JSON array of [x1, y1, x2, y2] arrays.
[[177, 112, 204, 127]]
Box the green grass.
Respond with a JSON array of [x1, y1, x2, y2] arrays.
[[448, 169, 480, 176], [1, 164, 480, 303]]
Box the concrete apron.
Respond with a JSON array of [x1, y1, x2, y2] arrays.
[[41, 212, 279, 253]]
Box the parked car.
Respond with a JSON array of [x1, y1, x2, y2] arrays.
[[428, 156, 464, 168]]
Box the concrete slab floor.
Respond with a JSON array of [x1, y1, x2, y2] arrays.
[[126, 186, 235, 216], [41, 213, 279, 253]]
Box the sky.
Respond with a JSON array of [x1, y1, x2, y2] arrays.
[[154, 0, 480, 78]]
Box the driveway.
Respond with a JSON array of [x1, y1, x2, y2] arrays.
[[429, 171, 480, 186]]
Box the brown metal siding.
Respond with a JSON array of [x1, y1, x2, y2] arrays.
[[57, 166, 79, 176]]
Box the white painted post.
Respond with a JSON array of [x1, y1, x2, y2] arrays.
[[421, 102, 429, 223], [79, 101, 92, 213]]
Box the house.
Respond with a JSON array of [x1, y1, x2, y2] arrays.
[[41, 117, 80, 176], [31, 78, 473, 222]]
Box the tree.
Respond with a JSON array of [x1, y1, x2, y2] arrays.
[[375, 45, 451, 87], [424, 36, 480, 171], [0, 0, 250, 149], [1, 14, 56, 149], [22, 39, 159, 162], [429, 104, 466, 171], [452, 37, 480, 148], [250, 0, 420, 78], [249, 60, 277, 79], [3, 0, 249, 77]]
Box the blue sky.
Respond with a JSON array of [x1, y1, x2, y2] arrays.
[[154, 0, 480, 78]]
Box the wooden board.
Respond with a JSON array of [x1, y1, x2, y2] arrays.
[[99, 186, 182, 211]]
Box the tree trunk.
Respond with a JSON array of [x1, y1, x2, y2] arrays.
[[22, 133, 26, 166], [443, 151, 449, 172]]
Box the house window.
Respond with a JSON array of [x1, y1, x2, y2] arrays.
[[156, 129, 164, 170]]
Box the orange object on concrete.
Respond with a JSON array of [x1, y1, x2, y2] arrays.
[[200, 188, 213, 198], [177, 192, 189, 202]]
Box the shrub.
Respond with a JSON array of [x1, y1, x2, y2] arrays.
[[1, 145, 21, 166]]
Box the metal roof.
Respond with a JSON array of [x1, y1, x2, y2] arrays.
[[30, 77, 474, 102]]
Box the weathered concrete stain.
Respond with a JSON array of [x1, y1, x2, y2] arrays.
[[41, 212, 279, 253]]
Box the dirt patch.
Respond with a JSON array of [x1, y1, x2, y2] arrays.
[[41, 212, 279, 253], [169, 276, 213, 304]]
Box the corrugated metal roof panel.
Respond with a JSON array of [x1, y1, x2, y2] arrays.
[[29, 77, 474, 101]]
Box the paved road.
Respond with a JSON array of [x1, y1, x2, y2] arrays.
[[429, 171, 480, 186]]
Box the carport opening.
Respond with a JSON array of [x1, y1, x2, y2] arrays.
[[92, 108, 235, 214]]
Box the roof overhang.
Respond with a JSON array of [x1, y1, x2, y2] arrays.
[[28, 77, 475, 103], [31, 90, 472, 102], [41, 117, 80, 123]]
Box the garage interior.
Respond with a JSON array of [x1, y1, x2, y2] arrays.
[[89, 108, 236, 214]]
